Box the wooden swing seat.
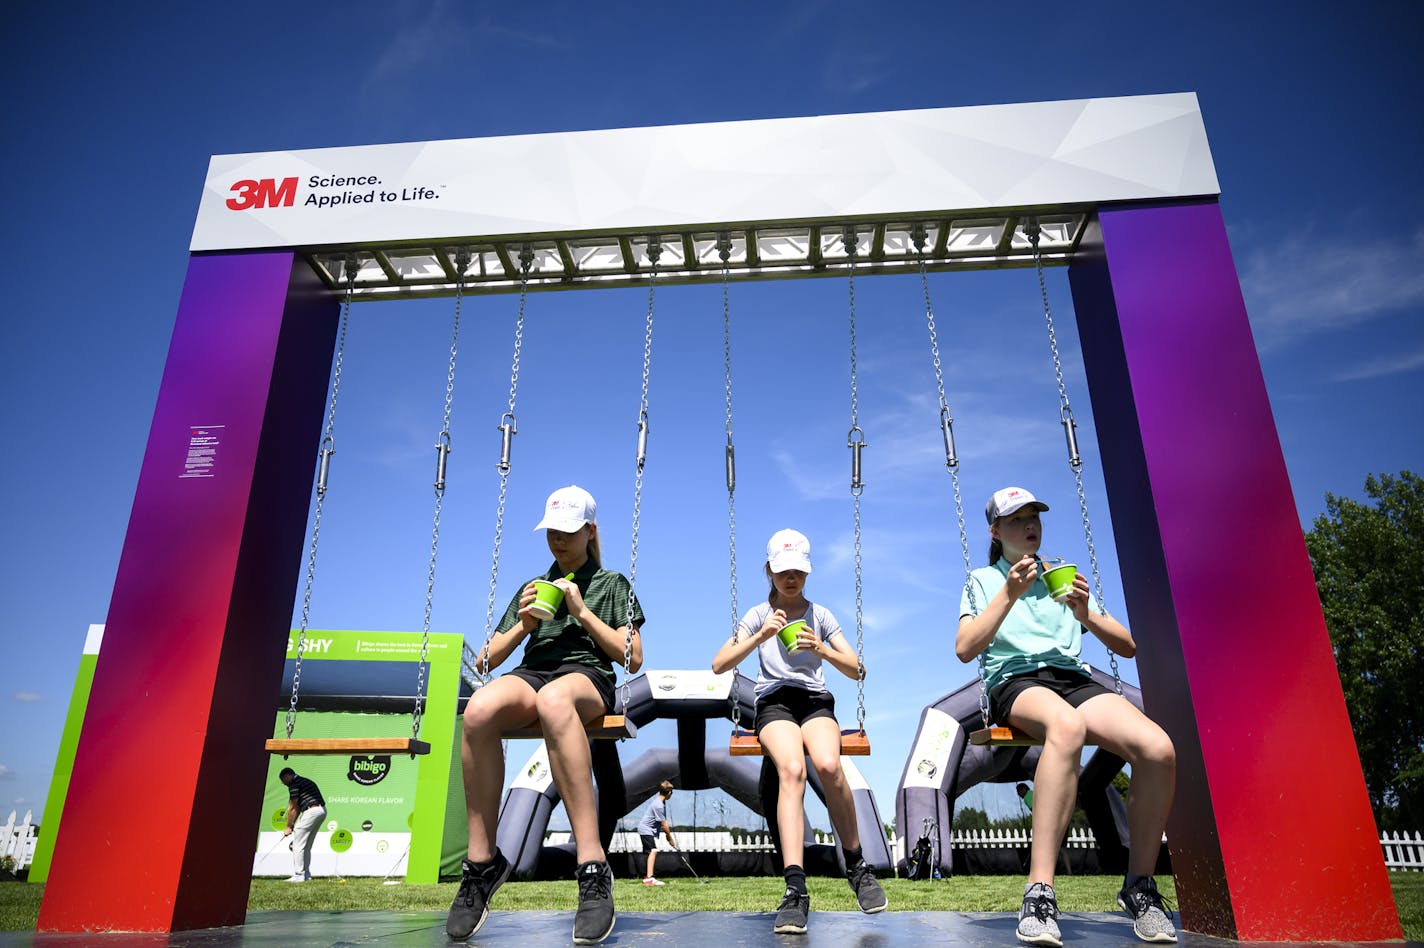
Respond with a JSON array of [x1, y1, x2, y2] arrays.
[[969, 726, 1042, 747], [265, 737, 432, 756], [502, 715, 637, 741], [729, 727, 871, 757]]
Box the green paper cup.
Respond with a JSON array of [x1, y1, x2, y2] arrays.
[[777, 619, 807, 652], [1044, 563, 1079, 600], [529, 580, 565, 619]]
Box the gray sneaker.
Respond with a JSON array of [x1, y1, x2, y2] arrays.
[[572, 860, 616, 945], [445, 850, 511, 941], [847, 860, 888, 913], [1017, 882, 1062, 947], [772, 887, 810, 934], [1117, 876, 1178, 943]]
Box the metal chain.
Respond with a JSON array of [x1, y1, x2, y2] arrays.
[[1026, 222, 1121, 695], [844, 228, 866, 731], [623, 239, 660, 715], [909, 228, 989, 724], [284, 256, 357, 738], [477, 247, 534, 685], [718, 235, 743, 730], [413, 250, 469, 739]]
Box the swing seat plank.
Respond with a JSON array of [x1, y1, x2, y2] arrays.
[[968, 726, 1041, 747], [265, 737, 432, 756], [502, 715, 636, 741], [729, 728, 870, 757]]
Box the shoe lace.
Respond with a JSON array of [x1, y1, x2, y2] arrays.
[[456, 873, 479, 907], [1027, 892, 1059, 922], [578, 865, 611, 902], [777, 888, 805, 911], [1129, 880, 1174, 919]]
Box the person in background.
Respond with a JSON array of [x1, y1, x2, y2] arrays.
[[279, 767, 326, 883], [637, 781, 678, 885]]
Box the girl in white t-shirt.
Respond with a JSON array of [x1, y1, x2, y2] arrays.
[[712, 529, 886, 934]]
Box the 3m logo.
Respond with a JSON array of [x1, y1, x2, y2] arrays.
[[226, 177, 298, 210]]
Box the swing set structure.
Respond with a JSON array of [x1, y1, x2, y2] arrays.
[[35, 94, 1401, 943]]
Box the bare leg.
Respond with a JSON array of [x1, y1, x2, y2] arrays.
[[1079, 693, 1177, 877], [1008, 687, 1087, 887], [759, 720, 809, 868], [460, 676, 539, 862], [645, 848, 655, 880], [802, 717, 860, 851], [536, 673, 612, 864]]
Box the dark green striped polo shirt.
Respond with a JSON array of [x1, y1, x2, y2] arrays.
[[501, 557, 646, 681]]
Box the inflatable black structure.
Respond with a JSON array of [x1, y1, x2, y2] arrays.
[[895, 667, 1169, 877], [492, 669, 893, 880]]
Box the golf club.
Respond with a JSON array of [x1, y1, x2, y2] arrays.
[[675, 847, 707, 884]]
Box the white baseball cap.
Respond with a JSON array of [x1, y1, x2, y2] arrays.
[[985, 486, 1049, 524], [534, 485, 597, 532], [766, 528, 813, 574]]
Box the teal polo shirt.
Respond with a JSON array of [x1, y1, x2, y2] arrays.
[[959, 558, 1095, 693], [499, 557, 645, 681]]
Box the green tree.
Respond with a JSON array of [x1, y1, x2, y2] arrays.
[[953, 806, 991, 831], [1306, 470, 1424, 830]]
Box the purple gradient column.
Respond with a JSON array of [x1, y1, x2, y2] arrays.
[[1068, 201, 1399, 941], [37, 252, 337, 933]]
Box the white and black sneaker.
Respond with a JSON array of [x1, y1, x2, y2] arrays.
[[1117, 876, 1177, 943], [1017, 882, 1062, 947]]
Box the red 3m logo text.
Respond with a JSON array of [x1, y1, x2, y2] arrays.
[[226, 177, 298, 210]]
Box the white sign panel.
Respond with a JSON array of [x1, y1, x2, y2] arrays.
[[192, 93, 1218, 252], [903, 707, 962, 790]]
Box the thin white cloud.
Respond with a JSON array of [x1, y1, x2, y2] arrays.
[[1331, 343, 1424, 383], [13, 692, 41, 702], [1240, 227, 1424, 351], [0, 764, 12, 780]]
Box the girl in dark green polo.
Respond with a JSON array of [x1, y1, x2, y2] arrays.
[[446, 486, 645, 946]]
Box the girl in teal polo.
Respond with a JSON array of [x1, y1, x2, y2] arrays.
[[957, 487, 1177, 947]]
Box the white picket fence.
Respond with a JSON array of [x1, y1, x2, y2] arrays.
[[2, 810, 38, 872], [547, 827, 1424, 872]]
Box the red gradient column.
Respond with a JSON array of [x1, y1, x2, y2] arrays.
[[1068, 201, 1399, 941], [37, 252, 337, 932]]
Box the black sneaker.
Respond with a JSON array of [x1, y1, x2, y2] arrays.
[[573, 860, 616, 945], [847, 860, 888, 913], [445, 850, 511, 941], [1117, 876, 1178, 943], [772, 887, 810, 934]]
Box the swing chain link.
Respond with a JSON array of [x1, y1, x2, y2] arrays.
[[623, 237, 660, 715], [718, 234, 743, 730], [909, 229, 987, 724], [844, 227, 866, 729], [414, 249, 469, 739], [285, 257, 357, 739], [1027, 222, 1122, 695], [478, 247, 534, 685]]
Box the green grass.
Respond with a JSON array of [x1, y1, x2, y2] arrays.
[[2, 874, 1420, 939]]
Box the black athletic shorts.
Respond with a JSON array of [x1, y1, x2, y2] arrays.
[[506, 663, 616, 713], [754, 686, 837, 733], [640, 833, 657, 853], [990, 666, 1112, 725]]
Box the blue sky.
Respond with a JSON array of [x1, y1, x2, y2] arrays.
[[2, 3, 1422, 837]]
